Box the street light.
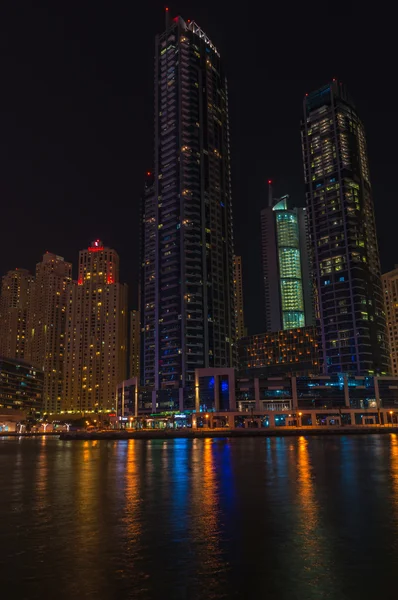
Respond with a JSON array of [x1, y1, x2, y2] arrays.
[[298, 412, 302, 428], [390, 411, 394, 427]]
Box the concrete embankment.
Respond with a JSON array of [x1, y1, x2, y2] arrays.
[[1, 432, 62, 437], [58, 426, 398, 441]]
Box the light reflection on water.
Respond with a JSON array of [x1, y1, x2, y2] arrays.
[[390, 434, 398, 540], [1, 435, 398, 599]]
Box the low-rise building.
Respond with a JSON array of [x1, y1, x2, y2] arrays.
[[238, 326, 320, 377], [116, 367, 398, 427], [0, 356, 43, 414]]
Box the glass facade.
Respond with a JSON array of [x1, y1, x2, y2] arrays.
[[261, 193, 313, 332], [238, 326, 319, 376], [141, 16, 236, 403], [302, 81, 389, 375], [0, 357, 43, 413], [276, 209, 305, 328], [117, 382, 153, 418]]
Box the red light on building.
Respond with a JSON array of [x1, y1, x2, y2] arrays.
[[268, 179, 272, 185], [107, 274, 114, 284], [165, 6, 169, 10], [147, 171, 151, 176], [78, 276, 83, 285], [88, 239, 104, 252]]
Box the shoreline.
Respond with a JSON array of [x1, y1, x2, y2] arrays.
[[3, 426, 398, 441], [57, 426, 398, 441]]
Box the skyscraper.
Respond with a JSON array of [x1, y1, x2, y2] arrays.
[[141, 173, 156, 387], [302, 81, 389, 374], [141, 15, 235, 407], [0, 269, 34, 360], [26, 253, 72, 413], [64, 241, 127, 412], [261, 183, 314, 332], [234, 256, 246, 339], [382, 267, 398, 375], [129, 309, 140, 379]]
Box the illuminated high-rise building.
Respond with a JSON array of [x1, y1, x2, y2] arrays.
[[0, 269, 34, 360], [141, 14, 235, 408], [234, 256, 246, 339], [26, 253, 72, 413], [129, 309, 140, 379], [261, 183, 314, 332], [382, 267, 398, 375], [64, 241, 127, 412], [302, 81, 389, 374]]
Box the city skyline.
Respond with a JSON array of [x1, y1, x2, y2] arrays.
[[0, 11, 394, 394], [2, 6, 398, 598], [1, 3, 395, 336], [0, 21, 395, 389], [0, 242, 128, 413]]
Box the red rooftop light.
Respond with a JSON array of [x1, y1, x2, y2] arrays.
[[268, 179, 272, 184], [147, 171, 151, 176]]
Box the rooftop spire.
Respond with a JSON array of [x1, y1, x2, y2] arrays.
[[268, 180, 273, 207]]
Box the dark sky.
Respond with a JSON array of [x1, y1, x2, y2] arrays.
[[1, 2, 395, 334]]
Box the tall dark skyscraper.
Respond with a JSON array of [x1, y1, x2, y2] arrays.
[[141, 14, 235, 408], [261, 183, 314, 332], [302, 80, 389, 375], [141, 174, 156, 388]]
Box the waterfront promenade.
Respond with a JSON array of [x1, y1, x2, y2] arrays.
[[58, 425, 398, 441]]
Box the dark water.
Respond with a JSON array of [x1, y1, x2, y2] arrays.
[[1, 435, 398, 600]]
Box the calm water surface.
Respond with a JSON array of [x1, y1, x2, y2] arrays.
[[1, 435, 398, 599]]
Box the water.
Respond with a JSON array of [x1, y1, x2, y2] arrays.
[[1, 435, 398, 599]]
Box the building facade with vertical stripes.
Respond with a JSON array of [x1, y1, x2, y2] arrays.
[[141, 14, 236, 409], [302, 81, 389, 375]]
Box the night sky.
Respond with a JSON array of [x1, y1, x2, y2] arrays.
[[1, 2, 395, 334]]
